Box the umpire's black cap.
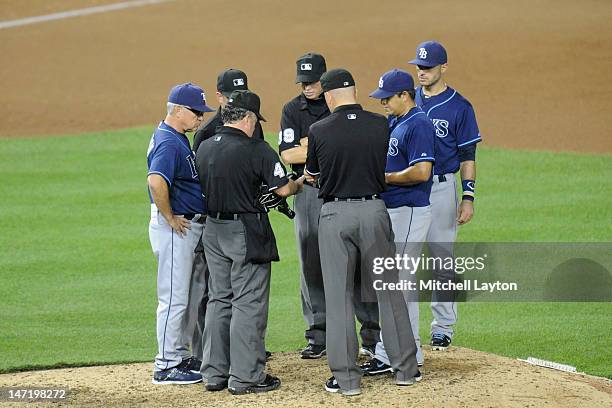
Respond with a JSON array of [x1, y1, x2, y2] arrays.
[[227, 90, 266, 122], [217, 69, 249, 97], [320, 68, 356, 93], [295, 53, 326, 83]]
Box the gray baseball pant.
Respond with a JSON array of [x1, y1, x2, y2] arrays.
[[374, 205, 432, 366], [149, 206, 204, 371], [427, 174, 459, 339], [188, 235, 209, 361], [201, 217, 270, 389], [319, 199, 418, 392], [295, 184, 380, 347]]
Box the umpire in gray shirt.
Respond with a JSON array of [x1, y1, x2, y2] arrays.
[[305, 69, 420, 396], [196, 90, 304, 395]]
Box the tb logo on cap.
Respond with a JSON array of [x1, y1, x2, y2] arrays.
[[233, 78, 245, 86], [201, 92, 207, 102], [418, 47, 428, 59], [300, 63, 313, 71]]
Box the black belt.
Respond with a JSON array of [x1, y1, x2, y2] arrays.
[[323, 195, 379, 203], [207, 212, 262, 220], [183, 214, 206, 224], [436, 175, 447, 182]]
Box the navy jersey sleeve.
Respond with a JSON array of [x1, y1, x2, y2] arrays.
[[456, 103, 481, 148], [257, 143, 290, 191], [278, 104, 302, 153], [304, 125, 320, 176], [406, 121, 436, 166], [148, 139, 179, 186]]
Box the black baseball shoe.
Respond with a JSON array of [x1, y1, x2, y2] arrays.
[[152, 367, 202, 385], [396, 370, 423, 386], [324, 376, 361, 396], [205, 379, 228, 392], [431, 334, 452, 350], [228, 374, 281, 395], [359, 344, 376, 358], [300, 344, 326, 359], [360, 358, 393, 376], [180, 356, 202, 374]]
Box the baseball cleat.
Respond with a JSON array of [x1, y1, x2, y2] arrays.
[[396, 370, 423, 386], [152, 367, 203, 385], [431, 333, 451, 350], [300, 344, 326, 359], [360, 358, 393, 376], [359, 344, 376, 358], [180, 356, 202, 374], [324, 376, 361, 396], [228, 374, 281, 395]]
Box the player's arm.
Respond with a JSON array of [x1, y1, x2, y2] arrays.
[[385, 161, 432, 186], [260, 145, 305, 198], [386, 122, 435, 186], [147, 175, 191, 236], [303, 127, 320, 183], [457, 144, 477, 225], [280, 137, 308, 164]]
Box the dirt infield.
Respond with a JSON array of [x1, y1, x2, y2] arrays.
[[0, 347, 610, 407], [0, 0, 611, 153]]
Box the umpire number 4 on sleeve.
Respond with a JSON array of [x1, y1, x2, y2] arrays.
[[274, 162, 285, 178]]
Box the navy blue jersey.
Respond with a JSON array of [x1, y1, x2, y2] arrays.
[[415, 86, 481, 175], [381, 107, 435, 208], [147, 121, 205, 214]]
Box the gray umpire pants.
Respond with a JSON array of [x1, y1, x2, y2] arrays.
[[188, 236, 209, 361], [149, 206, 204, 371], [319, 199, 418, 392], [375, 205, 432, 366], [201, 217, 270, 389], [427, 174, 459, 339], [295, 184, 380, 347]]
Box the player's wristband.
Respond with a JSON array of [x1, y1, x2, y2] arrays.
[[462, 179, 475, 201]]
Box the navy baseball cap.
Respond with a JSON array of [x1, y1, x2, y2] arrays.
[[369, 69, 414, 99], [296, 53, 326, 83], [217, 69, 249, 97], [409, 41, 448, 67], [227, 90, 266, 122], [320, 68, 355, 92], [168, 83, 214, 112]]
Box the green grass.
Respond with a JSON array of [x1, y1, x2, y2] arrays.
[[0, 129, 610, 378]]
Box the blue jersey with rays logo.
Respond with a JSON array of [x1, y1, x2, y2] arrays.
[[381, 107, 436, 208], [415, 86, 481, 175], [147, 121, 205, 214]]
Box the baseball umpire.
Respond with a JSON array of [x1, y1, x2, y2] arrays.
[[361, 69, 436, 374], [280, 52, 380, 359], [305, 69, 420, 396], [196, 90, 305, 394], [147, 82, 214, 384], [192, 68, 264, 154], [409, 40, 482, 350]]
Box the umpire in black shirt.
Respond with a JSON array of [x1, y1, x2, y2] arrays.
[[196, 90, 304, 395], [305, 69, 419, 396], [192, 69, 264, 153]]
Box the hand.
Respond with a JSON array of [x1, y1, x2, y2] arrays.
[[457, 200, 474, 225], [167, 214, 191, 236], [294, 175, 306, 192], [300, 136, 308, 147]]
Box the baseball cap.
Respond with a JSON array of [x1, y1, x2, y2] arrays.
[[295, 53, 327, 83], [320, 68, 355, 93], [409, 41, 448, 67], [369, 69, 414, 99], [227, 90, 266, 122], [217, 69, 249, 97], [168, 82, 214, 112]]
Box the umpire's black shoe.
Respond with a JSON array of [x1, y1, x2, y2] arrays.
[[431, 333, 452, 350], [205, 380, 228, 392], [360, 358, 393, 376], [396, 370, 423, 386], [228, 374, 281, 395], [324, 376, 361, 396], [300, 344, 326, 359], [180, 356, 202, 374], [266, 350, 272, 360]]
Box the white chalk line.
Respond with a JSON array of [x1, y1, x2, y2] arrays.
[[0, 0, 173, 30]]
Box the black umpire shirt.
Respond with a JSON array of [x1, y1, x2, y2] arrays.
[[305, 104, 389, 199], [196, 126, 289, 214], [279, 94, 329, 175], [193, 108, 264, 154]]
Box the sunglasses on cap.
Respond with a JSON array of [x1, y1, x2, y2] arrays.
[[182, 106, 205, 118]]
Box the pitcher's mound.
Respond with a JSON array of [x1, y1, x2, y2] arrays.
[[0, 347, 610, 407]]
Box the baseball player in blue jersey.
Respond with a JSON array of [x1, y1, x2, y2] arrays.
[[361, 69, 435, 376], [409, 41, 482, 351], [147, 83, 214, 384]]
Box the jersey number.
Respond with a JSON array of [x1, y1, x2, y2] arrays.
[[273, 162, 285, 178]]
